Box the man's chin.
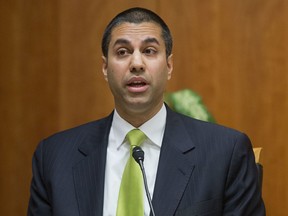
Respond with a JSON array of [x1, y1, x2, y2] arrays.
[[124, 98, 151, 109]]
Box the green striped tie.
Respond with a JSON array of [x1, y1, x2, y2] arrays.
[[116, 129, 146, 216]]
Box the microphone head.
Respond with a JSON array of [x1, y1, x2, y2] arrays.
[[132, 146, 144, 164]]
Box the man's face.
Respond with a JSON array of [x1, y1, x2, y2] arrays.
[[102, 22, 173, 115]]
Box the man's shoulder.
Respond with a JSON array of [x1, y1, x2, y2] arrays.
[[167, 109, 250, 151], [47, 114, 112, 140], [168, 108, 243, 136], [36, 113, 113, 152]]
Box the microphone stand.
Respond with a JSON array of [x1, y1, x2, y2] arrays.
[[133, 147, 156, 216], [138, 160, 156, 216]]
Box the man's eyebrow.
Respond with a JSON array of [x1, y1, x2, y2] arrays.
[[113, 38, 131, 47], [143, 37, 160, 45], [112, 37, 160, 48]]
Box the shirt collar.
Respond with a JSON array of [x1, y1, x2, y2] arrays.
[[111, 104, 167, 149]]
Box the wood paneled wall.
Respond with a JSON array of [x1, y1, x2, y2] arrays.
[[1, 0, 287, 215]]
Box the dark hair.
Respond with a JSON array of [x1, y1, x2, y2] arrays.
[[101, 7, 173, 58]]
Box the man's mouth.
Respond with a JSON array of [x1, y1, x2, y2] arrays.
[[127, 78, 149, 93], [128, 80, 147, 87]]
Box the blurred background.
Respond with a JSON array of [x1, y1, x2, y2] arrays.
[[0, 0, 287, 215]]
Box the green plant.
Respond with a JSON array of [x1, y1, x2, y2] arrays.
[[165, 89, 215, 122]]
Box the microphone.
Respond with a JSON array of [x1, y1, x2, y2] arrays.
[[132, 146, 156, 216]]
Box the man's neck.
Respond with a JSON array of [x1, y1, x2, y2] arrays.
[[115, 103, 164, 128]]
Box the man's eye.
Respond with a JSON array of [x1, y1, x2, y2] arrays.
[[144, 48, 157, 55], [117, 49, 129, 56]]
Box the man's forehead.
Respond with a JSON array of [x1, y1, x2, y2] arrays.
[[110, 22, 163, 42]]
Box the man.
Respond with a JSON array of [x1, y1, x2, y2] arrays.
[[28, 7, 265, 216]]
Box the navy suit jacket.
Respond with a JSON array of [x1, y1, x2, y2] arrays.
[[28, 107, 265, 215]]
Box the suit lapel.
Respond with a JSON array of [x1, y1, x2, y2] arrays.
[[73, 114, 113, 216], [152, 108, 196, 216]]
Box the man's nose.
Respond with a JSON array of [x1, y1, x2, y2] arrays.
[[129, 51, 145, 73]]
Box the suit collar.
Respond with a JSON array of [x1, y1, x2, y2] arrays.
[[164, 105, 196, 153], [77, 112, 113, 156]]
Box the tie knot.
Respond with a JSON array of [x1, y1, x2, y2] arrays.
[[126, 129, 146, 147]]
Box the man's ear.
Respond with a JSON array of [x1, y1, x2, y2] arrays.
[[167, 54, 173, 80], [102, 56, 108, 81]]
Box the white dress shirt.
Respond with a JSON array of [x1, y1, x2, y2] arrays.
[[103, 104, 167, 216]]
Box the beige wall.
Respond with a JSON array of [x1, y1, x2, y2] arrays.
[[1, 0, 287, 215]]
